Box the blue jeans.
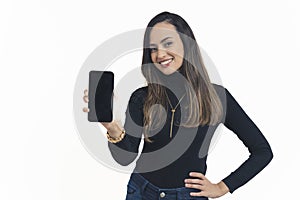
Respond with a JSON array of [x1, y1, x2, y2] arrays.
[[126, 173, 208, 200]]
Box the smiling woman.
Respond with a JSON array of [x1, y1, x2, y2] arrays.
[[82, 11, 273, 200], [149, 22, 184, 75]]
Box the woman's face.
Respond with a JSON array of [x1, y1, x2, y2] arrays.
[[149, 22, 184, 75]]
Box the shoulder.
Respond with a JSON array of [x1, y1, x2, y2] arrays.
[[212, 83, 237, 104], [211, 83, 228, 99], [212, 83, 233, 96], [211, 83, 231, 110], [212, 83, 226, 91], [129, 86, 148, 105], [212, 83, 246, 117]]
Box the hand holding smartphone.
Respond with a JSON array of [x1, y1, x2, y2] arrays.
[[87, 71, 114, 122]]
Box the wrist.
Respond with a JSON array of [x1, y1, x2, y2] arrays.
[[107, 129, 125, 143], [106, 123, 121, 137], [217, 181, 230, 195]]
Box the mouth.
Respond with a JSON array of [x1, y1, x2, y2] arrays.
[[158, 58, 174, 67]]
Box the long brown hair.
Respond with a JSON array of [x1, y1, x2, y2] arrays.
[[141, 12, 223, 142]]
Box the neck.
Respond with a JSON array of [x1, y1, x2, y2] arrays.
[[159, 70, 186, 97]]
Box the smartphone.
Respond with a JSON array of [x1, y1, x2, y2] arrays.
[[88, 71, 114, 122]]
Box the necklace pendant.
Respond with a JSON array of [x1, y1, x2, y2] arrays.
[[166, 93, 186, 139]]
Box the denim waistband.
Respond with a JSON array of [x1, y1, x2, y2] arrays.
[[129, 173, 208, 200]]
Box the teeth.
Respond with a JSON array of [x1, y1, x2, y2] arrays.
[[160, 58, 173, 65]]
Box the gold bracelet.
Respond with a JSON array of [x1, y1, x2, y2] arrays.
[[107, 129, 126, 143]]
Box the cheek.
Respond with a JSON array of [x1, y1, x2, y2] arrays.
[[150, 53, 156, 63], [175, 56, 184, 67], [170, 45, 184, 59], [177, 45, 184, 58], [173, 49, 184, 66], [173, 49, 184, 62]]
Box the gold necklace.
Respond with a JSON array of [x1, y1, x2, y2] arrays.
[[166, 93, 186, 138]]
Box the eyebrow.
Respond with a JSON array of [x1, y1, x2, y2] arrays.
[[150, 37, 173, 46]]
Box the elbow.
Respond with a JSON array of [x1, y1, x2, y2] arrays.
[[113, 155, 137, 166], [263, 141, 274, 165], [251, 145, 274, 167], [259, 146, 274, 166], [108, 142, 138, 166], [117, 160, 135, 167], [266, 147, 274, 164]]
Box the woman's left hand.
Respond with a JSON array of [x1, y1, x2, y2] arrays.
[[184, 172, 229, 198]]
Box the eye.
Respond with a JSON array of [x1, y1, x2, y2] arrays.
[[149, 47, 157, 52], [164, 41, 173, 48]]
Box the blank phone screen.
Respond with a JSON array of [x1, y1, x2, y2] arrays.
[[88, 71, 114, 122]]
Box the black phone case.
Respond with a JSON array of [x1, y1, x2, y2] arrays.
[[88, 71, 114, 122]]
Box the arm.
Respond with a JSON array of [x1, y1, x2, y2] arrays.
[[221, 88, 273, 193], [107, 89, 145, 166]]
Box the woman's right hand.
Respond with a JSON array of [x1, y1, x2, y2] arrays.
[[82, 89, 123, 138]]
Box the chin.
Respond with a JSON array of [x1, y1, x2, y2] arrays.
[[160, 69, 176, 75], [163, 66, 183, 75]]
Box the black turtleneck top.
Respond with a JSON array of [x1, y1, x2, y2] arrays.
[[107, 71, 273, 193]]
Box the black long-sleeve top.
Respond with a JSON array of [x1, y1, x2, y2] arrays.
[[108, 73, 273, 193]]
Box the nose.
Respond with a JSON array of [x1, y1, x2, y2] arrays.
[[157, 48, 167, 59]]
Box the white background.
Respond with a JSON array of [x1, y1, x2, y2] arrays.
[[1, 0, 299, 199]]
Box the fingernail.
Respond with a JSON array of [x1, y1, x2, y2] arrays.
[[83, 107, 89, 112]]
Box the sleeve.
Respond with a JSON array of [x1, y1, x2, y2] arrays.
[[107, 88, 145, 166], [221, 88, 273, 193]]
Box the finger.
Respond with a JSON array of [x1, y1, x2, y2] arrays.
[[189, 172, 206, 180], [84, 89, 88, 96], [186, 183, 205, 190], [83, 107, 90, 112], [190, 191, 206, 197], [185, 183, 203, 190], [83, 95, 89, 103], [184, 179, 203, 185]]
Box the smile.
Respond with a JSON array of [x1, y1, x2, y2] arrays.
[[158, 58, 174, 67]]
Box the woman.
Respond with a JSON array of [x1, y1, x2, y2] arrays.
[[83, 12, 273, 199]]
